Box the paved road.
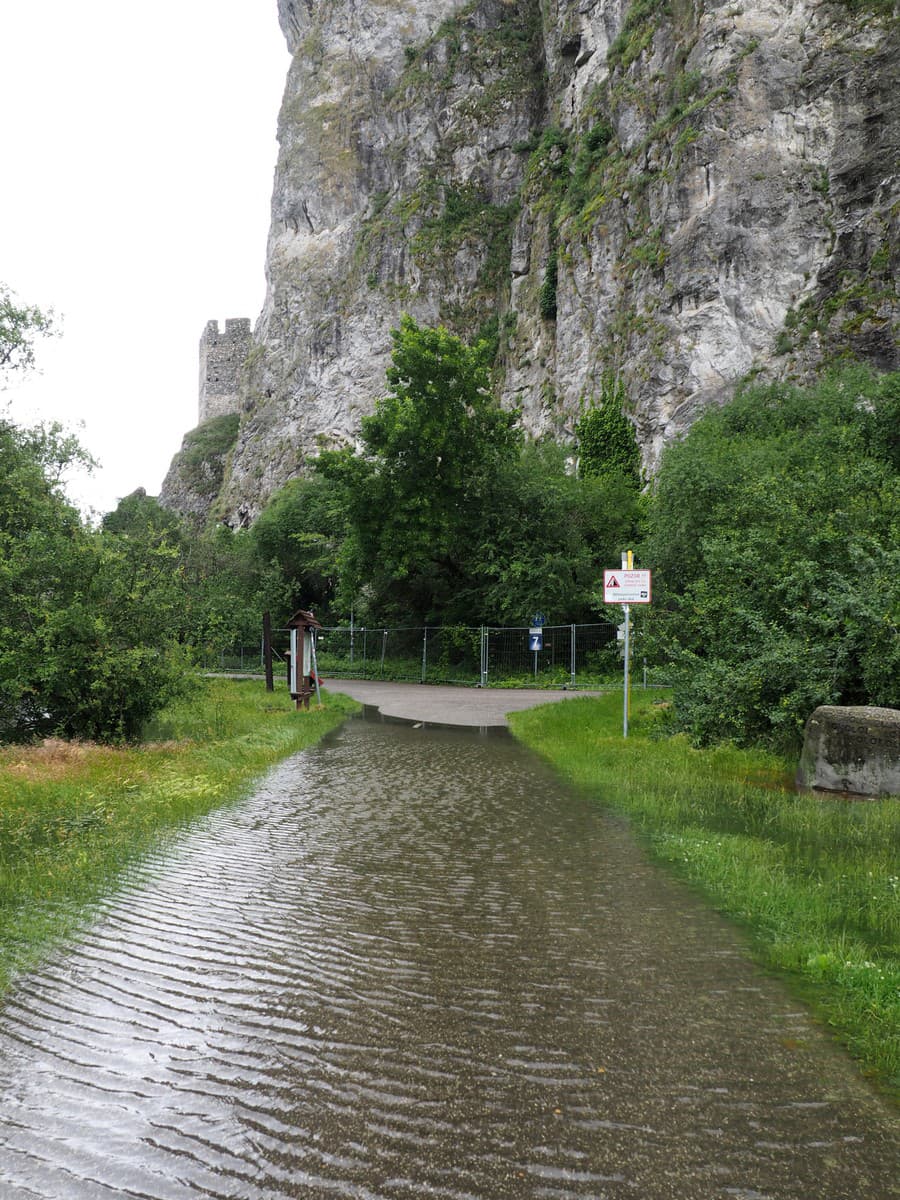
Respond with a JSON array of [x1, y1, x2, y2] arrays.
[[327, 678, 597, 726]]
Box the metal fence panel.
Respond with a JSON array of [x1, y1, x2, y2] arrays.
[[485, 622, 617, 687], [204, 618, 657, 690]]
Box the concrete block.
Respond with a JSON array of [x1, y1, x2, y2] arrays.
[[797, 705, 900, 798]]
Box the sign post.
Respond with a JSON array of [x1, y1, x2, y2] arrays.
[[603, 554, 651, 737], [529, 612, 546, 679], [623, 602, 630, 738]]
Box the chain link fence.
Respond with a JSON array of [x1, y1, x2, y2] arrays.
[[202, 620, 670, 690]]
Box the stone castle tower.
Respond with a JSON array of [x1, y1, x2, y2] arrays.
[[198, 318, 252, 424]]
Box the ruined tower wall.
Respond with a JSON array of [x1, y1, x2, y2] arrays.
[[198, 318, 252, 424]]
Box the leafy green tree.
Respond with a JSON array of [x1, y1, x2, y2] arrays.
[[474, 439, 643, 624], [0, 420, 191, 741], [174, 525, 280, 659], [102, 487, 184, 542], [643, 367, 899, 750], [0, 284, 55, 375], [317, 316, 521, 623], [250, 474, 347, 619], [35, 532, 192, 741]]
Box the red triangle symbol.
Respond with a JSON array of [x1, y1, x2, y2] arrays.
[[608, 575, 619, 587]]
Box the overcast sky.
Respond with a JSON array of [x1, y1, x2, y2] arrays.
[[0, 1, 289, 518]]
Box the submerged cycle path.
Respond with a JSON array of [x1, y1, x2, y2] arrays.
[[0, 701, 896, 1198]]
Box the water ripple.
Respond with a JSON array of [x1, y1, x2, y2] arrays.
[[0, 714, 897, 1199]]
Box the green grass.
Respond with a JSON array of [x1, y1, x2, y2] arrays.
[[0, 678, 359, 992], [508, 691, 900, 1102]]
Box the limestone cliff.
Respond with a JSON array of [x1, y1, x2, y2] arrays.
[[173, 0, 899, 525]]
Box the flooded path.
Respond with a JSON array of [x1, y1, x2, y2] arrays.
[[0, 711, 897, 1199]]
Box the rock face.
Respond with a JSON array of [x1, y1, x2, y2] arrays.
[[159, 413, 241, 528], [797, 705, 900, 797], [167, 0, 900, 525]]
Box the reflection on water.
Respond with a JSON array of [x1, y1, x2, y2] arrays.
[[0, 712, 897, 1199]]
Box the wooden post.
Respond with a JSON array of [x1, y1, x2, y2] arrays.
[[263, 611, 274, 693]]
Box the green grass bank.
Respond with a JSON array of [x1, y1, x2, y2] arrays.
[[0, 678, 359, 994], [509, 691, 900, 1103]]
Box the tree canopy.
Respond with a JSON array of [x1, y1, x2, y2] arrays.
[[0, 291, 191, 742], [0, 284, 55, 376], [317, 316, 523, 623], [643, 367, 899, 750], [314, 316, 642, 625]]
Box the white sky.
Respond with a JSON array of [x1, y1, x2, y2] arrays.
[[0, 1, 289, 519]]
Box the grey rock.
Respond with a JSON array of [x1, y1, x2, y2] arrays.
[[162, 0, 900, 526]]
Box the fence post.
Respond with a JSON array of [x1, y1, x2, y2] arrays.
[[381, 629, 388, 677], [421, 627, 428, 683], [480, 626, 487, 687], [571, 624, 576, 689]]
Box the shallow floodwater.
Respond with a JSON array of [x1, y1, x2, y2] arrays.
[[0, 711, 896, 1199]]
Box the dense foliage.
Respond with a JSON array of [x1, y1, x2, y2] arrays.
[[6, 288, 893, 755], [0, 422, 191, 741], [314, 316, 641, 624], [576, 374, 642, 487], [643, 368, 899, 750]]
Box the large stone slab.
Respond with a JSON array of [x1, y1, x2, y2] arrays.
[[797, 705, 900, 798]]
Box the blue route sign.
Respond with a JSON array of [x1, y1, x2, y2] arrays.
[[528, 629, 543, 652], [531, 612, 546, 627]]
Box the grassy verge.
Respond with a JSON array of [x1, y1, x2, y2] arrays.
[[508, 691, 900, 1102], [0, 678, 359, 993]]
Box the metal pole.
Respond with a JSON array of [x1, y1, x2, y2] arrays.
[[623, 603, 631, 738], [481, 626, 487, 687], [570, 623, 576, 688], [421, 627, 428, 683], [349, 608, 355, 665], [381, 629, 388, 677]]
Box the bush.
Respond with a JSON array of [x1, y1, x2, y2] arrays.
[[643, 367, 900, 750]]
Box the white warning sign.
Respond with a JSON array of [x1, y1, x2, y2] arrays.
[[603, 569, 652, 604]]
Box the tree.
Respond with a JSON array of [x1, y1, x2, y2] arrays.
[[643, 367, 899, 750], [0, 419, 192, 740], [101, 487, 184, 542], [317, 316, 521, 623], [473, 439, 643, 624], [0, 284, 55, 376], [250, 474, 347, 619]]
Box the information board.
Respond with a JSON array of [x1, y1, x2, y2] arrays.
[[603, 569, 652, 604]]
